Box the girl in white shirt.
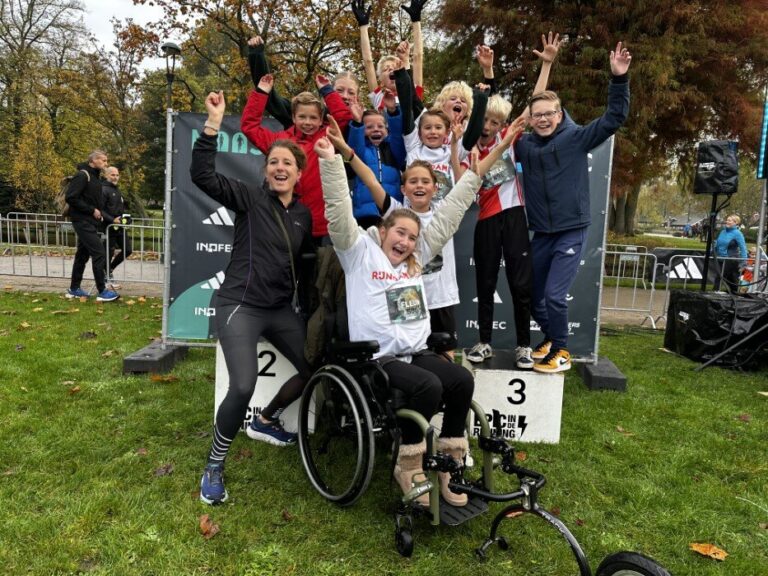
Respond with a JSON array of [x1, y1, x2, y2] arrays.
[[314, 121, 520, 507]]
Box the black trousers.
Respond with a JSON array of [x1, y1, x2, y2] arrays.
[[214, 301, 311, 441], [70, 219, 107, 292], [473, 207, 532, 346], [106, 226, 133, 273], [381, 352, 474, 444]]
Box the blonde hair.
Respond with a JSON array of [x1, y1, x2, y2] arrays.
[[432, 81, 474, 117], [486, 95, 511, 122], [291, 92, 323, 116], [380, 208, 422, 276], [376, 55, 399, 78], [529, 90, 561, 114], [727, 214, 741, 226]]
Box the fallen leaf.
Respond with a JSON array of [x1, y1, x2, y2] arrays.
[[138, 296, 147, 303], [4, 285, 13, 291], [575, 518, 585, 526], [62, 380, 75, 386], [123, 315, 130, 320], [233, 448, 252, 462], [550, 506, 561, 516], [18, 321, 31, 330], [136, 448, 148, 456], [757, 392, 768, 397], [32, 307, 43, 312], [154, 463, 174, 477], [15, 344, 24, 351], [199, 514, 220, 539], [79, 331, 97, 340], [616, 425, 635, 436], [101, 350, 116, 358], [505, 510, 524, 519], [51, 309, 78, 315], [689, 542, 728, 561], [281, 509, 294, 522], [68, 386, 81, 395], [150, 374, 179, 383], [126, 300, 136, 306], [20, 386, 28, 392], [2, 469, 14, 476], [0, 329, 9, 336], [737, 414, 752, 422], [515, 450, 527, 462], [759, 522, 768, 530]]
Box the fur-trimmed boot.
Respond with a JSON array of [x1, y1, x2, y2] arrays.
[[393, 441, 430, 506], [437, 437, 469, 507]]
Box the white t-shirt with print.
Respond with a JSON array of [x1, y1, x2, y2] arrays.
[[336, 232, 432, 360]]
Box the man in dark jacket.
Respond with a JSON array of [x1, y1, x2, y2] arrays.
[[102, 166, 132, 287], [65, 150, 120, 301], [515, 41, 632, 373]]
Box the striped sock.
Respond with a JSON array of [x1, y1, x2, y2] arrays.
[[207, 424, 235, 465]]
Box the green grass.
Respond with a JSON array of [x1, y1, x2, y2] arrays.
[[1, 291, 766, 575]]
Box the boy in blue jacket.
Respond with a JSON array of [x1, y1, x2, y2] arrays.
[[347, 99, 406, 228], [515, 41, 632, 373]]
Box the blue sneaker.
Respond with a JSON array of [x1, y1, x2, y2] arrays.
[[66, 287, 90, 299], [200, 463, 228, 505], [96, 289, 120, 302], [246, 417, 297, 447]]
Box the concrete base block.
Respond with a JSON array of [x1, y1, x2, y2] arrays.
[[576, 357, 627, 392], [123, 342, 187, 374]]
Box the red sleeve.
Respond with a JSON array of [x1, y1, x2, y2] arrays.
[[241, 90, 280, 152], [323, 90, 353, 133]]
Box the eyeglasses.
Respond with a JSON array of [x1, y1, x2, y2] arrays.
[[531, 110, 560, 120]]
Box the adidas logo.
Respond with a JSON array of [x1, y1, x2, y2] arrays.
[[201, 271, 226, 289], [670, 257, 702, 280], [203, 206, 234, 226], [473, 291, 503, 304]]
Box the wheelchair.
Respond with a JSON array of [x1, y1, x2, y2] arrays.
[[296, 335, 671, 575]]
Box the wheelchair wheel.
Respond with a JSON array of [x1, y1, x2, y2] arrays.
[[595, 551, 671, 576], [298, 365, 375, 506]]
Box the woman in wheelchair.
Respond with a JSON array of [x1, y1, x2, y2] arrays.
[[191, 91, 315, 505], [314, 122, 521, 507]]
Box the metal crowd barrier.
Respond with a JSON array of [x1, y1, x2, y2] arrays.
[[0, 212, 164, 284], [601, 246, 658, 328]]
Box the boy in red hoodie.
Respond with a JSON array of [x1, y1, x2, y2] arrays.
[[241, 73, 353, 243]]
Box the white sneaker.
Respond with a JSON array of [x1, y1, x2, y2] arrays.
[[515, 346, 534, 370], [466, 342, 493, 363]]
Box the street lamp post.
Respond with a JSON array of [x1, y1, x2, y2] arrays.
[[160, 41, 181, 349]]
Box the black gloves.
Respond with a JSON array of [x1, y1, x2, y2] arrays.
[[351, 0, 372, 26], [400, 0, 428, 22]]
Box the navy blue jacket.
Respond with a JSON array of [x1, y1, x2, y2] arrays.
[[515, 75, 629, 233]]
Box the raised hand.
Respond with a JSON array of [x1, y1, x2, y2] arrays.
[[610, 41, 632, 75], [532, 31, 561, 63], [350, 97, 364, 123], [351, 0, 372, 26], [396, 40, 411, 67], [247, 36, 264, 48], [205, 90, 226, 119], [315, 74, 331, 89], [476, 45, 494, 72], [325, 116, 350, 155], [400, 0, 428, 23], [314, 137, 336, 160], [381, 88, 397, 113], [450, 119, 465, 143], [257, 74, 274, 93], [504, 114, 526, 143]]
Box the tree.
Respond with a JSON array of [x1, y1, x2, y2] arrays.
[[434, 0, 768, 235], [10, 115, 66, 212]]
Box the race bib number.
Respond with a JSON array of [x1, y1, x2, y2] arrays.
[[482, 150, 516, 189], [385, 283, 428, 324]]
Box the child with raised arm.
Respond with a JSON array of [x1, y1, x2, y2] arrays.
[[351, 0, 426, 115], [241, 72, 353, 243], [459, 33, 561, 369], [247, 36, 360, 129], [315, 118, 522, 507], [516, 41, 632, 373]]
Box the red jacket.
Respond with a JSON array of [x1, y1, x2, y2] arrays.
[[241, 87, 352, 238]]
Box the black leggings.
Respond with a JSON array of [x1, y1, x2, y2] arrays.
[[215, 301, 311, 441], [381, 352, 474, 444]]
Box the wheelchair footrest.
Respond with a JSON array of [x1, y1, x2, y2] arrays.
[[439, 496, 488, 526]]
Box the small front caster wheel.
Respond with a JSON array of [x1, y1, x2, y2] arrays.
[[475, 548, 487, 562], [395, 529, 414, 558], [497, 536, 509, 551]]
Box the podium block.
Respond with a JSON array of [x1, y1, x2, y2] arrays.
[[467, 350, 564, 444], [214, 341, 301, 432]]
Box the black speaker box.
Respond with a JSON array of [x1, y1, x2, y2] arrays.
[[664, 290, 768, 368], [693, 140, 739, 195]]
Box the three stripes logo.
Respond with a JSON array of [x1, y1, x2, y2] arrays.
[[669, 257, 703, 280], [203, 206, 234, 226], [201, 271, 226, 290]]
